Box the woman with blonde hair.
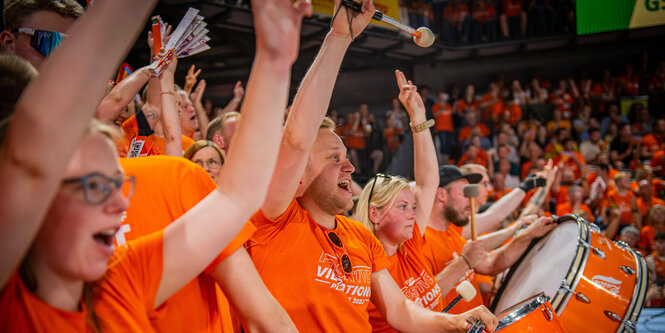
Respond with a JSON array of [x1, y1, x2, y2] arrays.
[[184, 140, 226, 181], [355, 70, 442, 332]]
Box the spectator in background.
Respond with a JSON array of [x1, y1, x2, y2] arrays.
[[591, 69, 617, 112], [610, 122, 639, 169], [458, 141, 489, 168], [383, 115, 402, 162], [639, 205, 665, 252], [206, 111, 240, 154], [600, 104, 629, 136], [341, 112, 366, 174], [649, 62, 665, 113], [642, 119, 665, 160], [617, 63, 640, 97], [493, 144, 519, 176], [554, 137, 586, 182], [632, 103, 653, 136], [0, 0, 83, 68], [386, 97, 409, 132], [549, 78, 579, 120], [183, 141, 225, 183], [491, 130, 520, 164], [455, 84, 480, 122], [471, 0, 497, 43], [433, 90, 454, 162], [497, 157, 520, 188], [606, 171, 639, 229], [556, 185, 594, 221], [572, 104, 593, 140], [635, 180, 665, 227], [500, 0, 527, 38], [479, 83, 502, 123], [459, 111, 491, 142], [579, 127, 605, 164], [510, 80, 528, 106], [527, 77, 549, 105], [442, 0, 471, 44]]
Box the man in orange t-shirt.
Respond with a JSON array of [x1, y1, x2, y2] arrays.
[[635, 180, 665, 222], [423, 166, 557, 314], [555, 186, 594, 222], [553, 138, 586, 182], [642, 119, 665, 159], [459, 111, 490, 142]]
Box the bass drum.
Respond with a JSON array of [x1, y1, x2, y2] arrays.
[[491, 215, 648, 332], [495, 293, 566, 332]]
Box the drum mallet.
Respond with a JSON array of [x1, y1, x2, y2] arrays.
[[463, 184, 480, 241], [442, 280, 476, 313], [340, 0, 435, 48]]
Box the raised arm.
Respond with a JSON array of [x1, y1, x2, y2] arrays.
[[158, 52, 183, 157], [95, 66, 151, 125], [0, 0, 158, 288], [218, 81, 244, 116], [371, 269, 498, 332], [260, 0, 375, 219], [211, 247, 296, 332], [395, 70, 438, 236], [190, 79, 210, 135], [156, 0, 311, 306]]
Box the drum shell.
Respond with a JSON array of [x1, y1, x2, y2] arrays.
[[496, 294, 567, 333]]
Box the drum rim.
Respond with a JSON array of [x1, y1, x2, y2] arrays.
[[550, 215, 591, 312], [616, 243, 648, 332], [495, 293, 549, 331]]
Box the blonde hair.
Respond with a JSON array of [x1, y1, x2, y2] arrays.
[[614, 171, 631, 183], [320, 116, 335, 130], [183, 140, 226, 165], [355, 175, 410, 235], [649, 204, 665, 226]]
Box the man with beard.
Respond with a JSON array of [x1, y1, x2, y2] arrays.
[[244, 0, 497, 330], [422, 165, 557, 314]]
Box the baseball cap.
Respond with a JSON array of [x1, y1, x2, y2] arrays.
[[439, 165, 482, 187]]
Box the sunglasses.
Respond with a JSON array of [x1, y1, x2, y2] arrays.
[[367, 173, 393, 210], [12, 28, 66, 57], [62, 173, 135, 205], [326, 231, 353, 275]]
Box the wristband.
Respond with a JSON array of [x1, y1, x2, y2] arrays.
[[410, 119, 435, 133], [460, 254, 473, 270], [519, 176, 546, 192], [160, 91, 174, 96]]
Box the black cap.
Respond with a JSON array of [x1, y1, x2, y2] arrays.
[[439, 165, 482, 187]]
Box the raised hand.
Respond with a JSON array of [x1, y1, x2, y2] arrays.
[[330, 0, 376, 40], [147, 24, 172, 58], [191, 79, 207, 105], [395, 70, 426, 120], [184, 64, 202, 94], [233, 81, 244, 101], [252, 0, 312, 64]]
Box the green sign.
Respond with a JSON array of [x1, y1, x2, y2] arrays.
[[577, 0, 665, 35]]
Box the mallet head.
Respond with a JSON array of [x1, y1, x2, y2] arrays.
[[463, 184, 480, 198], [413, 27, 435, 48], [456, 280, 477, 302]]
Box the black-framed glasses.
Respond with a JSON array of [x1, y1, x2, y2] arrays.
[[367, 173, 393, 210], [12, 28, 66, 57], [327, 231, 353, 274], [62, 173, 135, 205]]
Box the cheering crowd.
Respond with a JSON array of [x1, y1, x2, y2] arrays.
[[0, 0, 663, 332]]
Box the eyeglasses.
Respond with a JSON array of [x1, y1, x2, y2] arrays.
[[193, 158, 221, 169], [12, 28, 66, 57], [367, 173, 393, 209], [326, 231, 353, 275], [62, 173, 135, 205]]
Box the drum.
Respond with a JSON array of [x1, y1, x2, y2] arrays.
[[491, 214, 648, 332], [495, 293, 566, 332]]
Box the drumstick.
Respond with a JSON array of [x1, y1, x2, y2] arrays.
[[442, 281, 476, 313], [463, 184, 480, 241]]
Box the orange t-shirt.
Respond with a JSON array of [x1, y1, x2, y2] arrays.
[[480, 93, 502, 123], [246, 199, 391, 332], [555, 202, 594, 222], [119, 155, 255, 332], [94, 231, 165, 331], [433, 102, 454, 132], [636, 197, 665, 220], [455, 98, 479, 114], [652, 150, 665, 177], [553, 151, 586, 181], [642, 134, 665, 153], [421, 226, 485, 314], [649, 252, 665, 307], [458, 124, 491, 142], [384, 127, 402, 153], [341, 124, 366, 150], [472, 3, 496, 23], [368, 224, 444, 332], [631, 178, 665, 197], [457, 149, 489, 168], [606, 189, 636, 225], [0, 274, 89, 332], [443, 4, 470, 21], [502, 0, 522, 16], [638, 225, 662, 252], [120, 114, 195, 157]]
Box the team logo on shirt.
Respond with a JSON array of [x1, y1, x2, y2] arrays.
[[402, 270, 442, 310], [315, 252, 373, 305]]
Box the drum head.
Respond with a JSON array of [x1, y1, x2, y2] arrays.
[[493, 221, 580, 314]]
